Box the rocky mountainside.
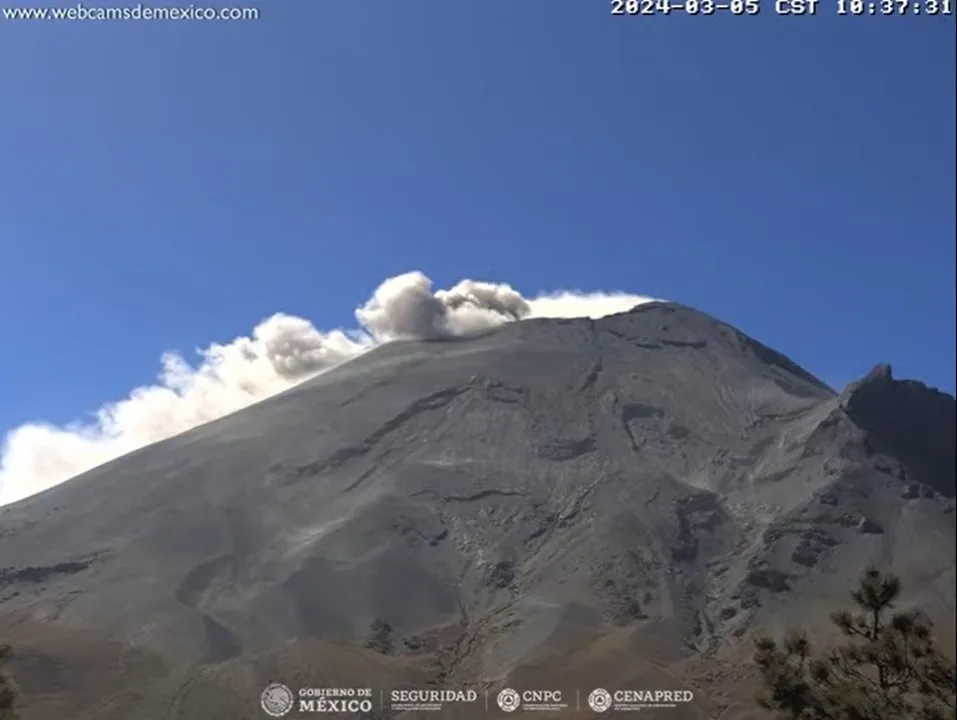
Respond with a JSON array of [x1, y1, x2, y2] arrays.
[[0, 302, 953, 720]]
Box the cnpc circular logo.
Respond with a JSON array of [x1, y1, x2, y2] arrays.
[[587, 688, 612, 713], [260, 682, 295, 717], [497, 687, 521, 712]]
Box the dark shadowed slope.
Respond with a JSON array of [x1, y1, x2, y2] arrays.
[[1, 302, 953, 720]]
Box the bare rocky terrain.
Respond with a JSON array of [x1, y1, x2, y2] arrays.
[[1, 302, 954, 719]]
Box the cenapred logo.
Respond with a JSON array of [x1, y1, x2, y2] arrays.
[[587, 688, 613, 713], [587, 687, 694, 712], [260, 683, 295, 717]]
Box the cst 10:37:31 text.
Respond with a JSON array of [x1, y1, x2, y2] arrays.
[[611, 0, 952, 14]]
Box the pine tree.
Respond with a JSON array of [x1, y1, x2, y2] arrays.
[[0, 644, 18, 720], [753, 567, 957, 720]]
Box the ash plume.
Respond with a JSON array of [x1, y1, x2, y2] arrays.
[[0, 271, 655, 506]]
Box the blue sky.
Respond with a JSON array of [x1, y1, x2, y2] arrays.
[[1, 2, 954, 499]]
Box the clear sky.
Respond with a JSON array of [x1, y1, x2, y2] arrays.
[[1, 2, 954, 500]]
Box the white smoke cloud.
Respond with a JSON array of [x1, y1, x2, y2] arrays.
[[0, 272, 657, 506]]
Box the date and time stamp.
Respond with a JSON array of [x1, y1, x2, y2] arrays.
[[611, 0, 952, 15]]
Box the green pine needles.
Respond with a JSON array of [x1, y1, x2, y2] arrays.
[[754, 567, 957, 720]]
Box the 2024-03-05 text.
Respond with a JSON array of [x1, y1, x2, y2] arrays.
[[611, 0, 951, 15]]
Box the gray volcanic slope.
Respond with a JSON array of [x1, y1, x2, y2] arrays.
[[1, 302, 954, 720]]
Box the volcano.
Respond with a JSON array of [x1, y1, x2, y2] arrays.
[[1, 302, 954, 719]]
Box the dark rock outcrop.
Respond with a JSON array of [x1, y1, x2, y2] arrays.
[[840, 363, 956, 497]]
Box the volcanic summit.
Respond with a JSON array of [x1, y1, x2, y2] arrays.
[[1, 302, 953, 719]]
